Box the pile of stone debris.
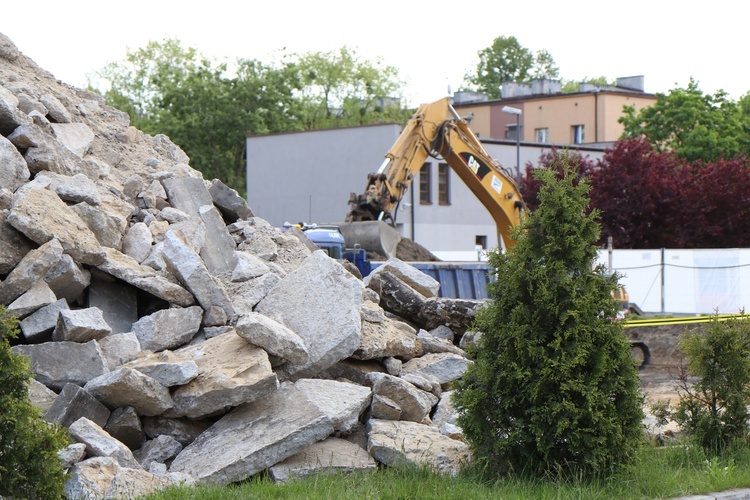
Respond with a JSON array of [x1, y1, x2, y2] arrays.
[[0, 33, 483, 498]]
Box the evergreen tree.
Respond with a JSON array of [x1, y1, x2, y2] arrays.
[[0, 306, 69, 498], [453, 166, 644, 477]]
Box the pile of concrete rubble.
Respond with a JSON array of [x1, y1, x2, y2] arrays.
[[0, 34, 483, 498]]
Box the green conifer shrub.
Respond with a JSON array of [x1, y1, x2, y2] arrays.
[[673, 313, 750, 450], [453, 165, 644, 477], [0, 306, 69, 499]]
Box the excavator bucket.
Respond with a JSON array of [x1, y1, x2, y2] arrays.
[[335, 221, 402, 260]]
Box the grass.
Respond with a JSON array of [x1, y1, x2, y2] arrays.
[[143, 441, 750, 500]]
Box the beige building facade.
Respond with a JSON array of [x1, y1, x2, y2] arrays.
[[452, 77, 657, 146]]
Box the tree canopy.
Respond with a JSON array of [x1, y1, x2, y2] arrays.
[[92, 39, 411, 193], [619, 79, 750, 163], [521, 140, 750, 249], [465, 36, 559, 99]]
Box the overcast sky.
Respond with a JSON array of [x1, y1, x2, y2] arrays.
[[2, 1, 746, 107]]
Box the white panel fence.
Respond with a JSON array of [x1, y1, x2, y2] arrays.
[[596, 248, 750, 315]]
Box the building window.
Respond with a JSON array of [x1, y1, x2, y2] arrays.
[[475, 235, 487, 250], [505, 124, 518, 140], [535, 128, 549, 143], [419, 163, 432, 204], [572, 124, 585, 144], [438, 163, 450, 205]]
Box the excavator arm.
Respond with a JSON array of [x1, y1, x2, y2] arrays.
[[346, 97, 524, 250]]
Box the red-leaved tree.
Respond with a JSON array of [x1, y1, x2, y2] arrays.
[[521, 138, 750, 248]]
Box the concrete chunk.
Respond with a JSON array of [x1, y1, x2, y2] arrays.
[[169, 381, 334, 485], [44, 382, 111, 429], [0, 134, 30, 192], [84, 367, 174, 417], [131, 306, 203, 352], [11, 340, 107, 391], [20, 298, 70, 343], [68, 417, 141, 469], [7, 187, 105, 265], [7, 279, 56, 318], [162, 177, 237, 274], [0, 238, 63, 305], [256, 251, 363, 379], [53, 307, 112, 342], [162, 230, 235, 317]]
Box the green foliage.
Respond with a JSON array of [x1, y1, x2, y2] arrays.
[[92, 38, 302, 193], [465, 36, 559, 99], [561, 76, 616, 93], [293, 46, 411, 130], [453, 165, 644, 478], [0, 306, 69, 499], [619, 78, 750, 162], [672, 314, 750, 450]]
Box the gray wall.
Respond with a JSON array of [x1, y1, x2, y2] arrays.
[[247, 124, 401, 227], [247, 127, 606, 259]]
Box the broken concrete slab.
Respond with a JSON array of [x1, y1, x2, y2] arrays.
[[44, 382, 111, 429], [68, 417, 142, 469], [39, 93, 72, 123], [162, 230, 235, 318], [293, 378, 372, 434], [96, 247, 195, 308], [0, 237, 63, 305], [367, 373, 438, 423], [367, 419, 471, 476], [70, 201, 125, 251], [44, 254, 91, 304], [0, 211, 33, 274], [7, 187, 105, 265], [162, 177, 237, 274], [19, 298, 70, 343], [53, 307, 111, 342], [7, 279, 56, 318], [352, 316, 420, 361], [98, 332, 142, 371], [0, 133, 30, 192], [84, 367, 174, 417], [256, 250, 363, 379], [235, 312, 308, 365], [131, 306, 203, 352], [365, 258, 440, 298], [27, 377, 58, 415], [166, 331, 278, 419], [401, 353, 472, 386], [64, 456, 174, 500], [11, 339, 107, 391], [231, 251, 272, 282], [125, 350, 200, 387], [208, 179, 254, 223], [269, 437, 376, 483], [169, 381, 335, 485]]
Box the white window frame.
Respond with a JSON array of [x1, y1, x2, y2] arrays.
[[535, 127, 549, 143], [572, 124, 585, 144]]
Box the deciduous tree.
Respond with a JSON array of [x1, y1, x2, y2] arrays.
[[619, 79, 750, 163], [465, 36, 559, 99]]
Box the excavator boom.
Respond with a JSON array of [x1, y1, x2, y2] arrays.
[[345, 97, 524, 253]]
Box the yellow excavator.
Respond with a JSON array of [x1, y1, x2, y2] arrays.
[[341, 96, 524, 257]]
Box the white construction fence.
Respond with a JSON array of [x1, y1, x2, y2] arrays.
[[596, 248, 750, 315]]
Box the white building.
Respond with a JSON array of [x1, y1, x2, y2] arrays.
[[246, 123, 606, 260]]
